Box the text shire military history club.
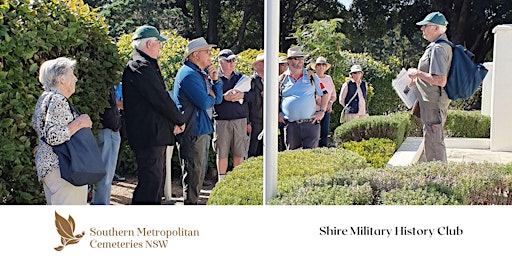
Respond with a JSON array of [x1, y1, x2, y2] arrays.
[[319, 226, 463, 238]]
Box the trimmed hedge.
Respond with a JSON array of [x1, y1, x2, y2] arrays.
[[445, 110, 490, 138], [0, 0, 123, 204], [269, 161, 512, 205], [342, 138, 396, 168], [333, 112, 411, 150], [207, 148, 368, 205]]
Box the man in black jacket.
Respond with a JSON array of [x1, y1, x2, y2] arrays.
[[246, 53, 264, 158], [122, 25, 185, 204]]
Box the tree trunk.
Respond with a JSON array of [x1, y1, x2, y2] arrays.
[[207, 0, 220, 44], [233, 0, 260, 52], [191, 0, 203, 37]]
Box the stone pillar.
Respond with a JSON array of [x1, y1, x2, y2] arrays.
[[480, 62, 493, 116], [490, 25, 512, 151]]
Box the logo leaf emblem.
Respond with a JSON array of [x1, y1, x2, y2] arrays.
[[54, 212, 84, 251]]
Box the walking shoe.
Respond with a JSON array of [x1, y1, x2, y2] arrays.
[[113, 173, 126, 182]]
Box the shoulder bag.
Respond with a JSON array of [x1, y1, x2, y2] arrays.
[[43, 96, 106, 186]]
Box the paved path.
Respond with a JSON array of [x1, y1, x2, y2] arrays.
[[109, 178, 214, 205]]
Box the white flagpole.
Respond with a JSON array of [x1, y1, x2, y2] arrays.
[[263, 0, 279, 204]]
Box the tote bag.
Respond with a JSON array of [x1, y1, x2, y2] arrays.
[[43, 96, 106, 186], [52, 127, 106, 186]]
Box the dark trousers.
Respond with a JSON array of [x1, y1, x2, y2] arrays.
[[132, 146, 166, 204], [248, 122, 263, 158], [319, 112, 331, 147], [284, 122, 320, 150], [177, 134, 209, 205]]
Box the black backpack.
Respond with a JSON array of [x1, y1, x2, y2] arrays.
[[434, 39, 488, 100]]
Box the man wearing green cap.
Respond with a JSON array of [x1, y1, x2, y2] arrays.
[[122, 25, 185, 204], [407, 12, 452, 162]]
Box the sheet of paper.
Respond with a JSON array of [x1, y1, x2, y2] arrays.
[[392, 68, 417, 109], [228, 75, 252, 104]]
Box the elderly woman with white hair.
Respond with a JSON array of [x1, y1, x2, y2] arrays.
[[32, 57, 92, 205]]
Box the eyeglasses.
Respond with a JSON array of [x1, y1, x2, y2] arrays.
[[350, 72, 362, 75], [197, 49, 213, 55], [288, 56, 304, 61], [421, 24, 437, 29]]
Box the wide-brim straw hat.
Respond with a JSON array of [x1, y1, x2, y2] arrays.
[[184, 37, 216, 60], [278, 56, 288, 64], [287, 46, 309, 59], [311, 56, 331, 70]]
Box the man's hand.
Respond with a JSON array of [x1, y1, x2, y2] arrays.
[[224, 89, 244, 102], [312, 111, 325, 124], [173, 124, 185, 135], [207, 65, 218, 81]]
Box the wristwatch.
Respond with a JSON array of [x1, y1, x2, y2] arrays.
[[318, 109, 325, 113]]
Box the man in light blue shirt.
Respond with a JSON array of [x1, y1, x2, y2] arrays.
[[278, 46, 329, 150]]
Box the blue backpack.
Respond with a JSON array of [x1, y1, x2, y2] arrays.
[[435, 39, 488, 100]]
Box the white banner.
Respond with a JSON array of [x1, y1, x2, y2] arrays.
[[0, 206, 508, 255]]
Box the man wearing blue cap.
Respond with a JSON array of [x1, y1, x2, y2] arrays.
[[407, 12, 452, 162], [122, 25, 185, 204]]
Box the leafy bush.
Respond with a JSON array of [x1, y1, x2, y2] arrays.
[[207, 148, 368, 205], [342, 138, 396, 168], [0, 0, 123, 204], [270, 161, 512, 205], [294, 19, 403, 119], [333, 112, 411, 149], [445, 110, 490, 138]]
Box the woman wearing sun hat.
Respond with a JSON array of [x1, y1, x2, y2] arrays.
[[338, 64, 368, 123], [312, 56, 337, 147]]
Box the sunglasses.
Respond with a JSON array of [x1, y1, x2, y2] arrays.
[[316, 63, 327, 66], [350, 71, 362, 75], [224, 59, 237, 63], [279, 63, 288, 66], [288, 56, 304, 61]]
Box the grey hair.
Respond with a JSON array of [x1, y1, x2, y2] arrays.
[[438, 25, 447, 34], [131, 37, 158, 50], [38, 57, 76, 91]]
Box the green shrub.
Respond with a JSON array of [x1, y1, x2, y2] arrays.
[[342, 138, 396, 168], [380, 187, 460, 205], [445, 110, 490, 138], [269, 182, 374, 205], [207, 148, 368, 205], [333, 112, 410, 150], [0, 0, 123, 204], [270, 161, 512, 205]]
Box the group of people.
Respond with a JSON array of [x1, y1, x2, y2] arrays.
[[32, 11, 453, 205]]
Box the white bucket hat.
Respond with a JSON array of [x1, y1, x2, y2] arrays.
[[349, 64, 363, 74]]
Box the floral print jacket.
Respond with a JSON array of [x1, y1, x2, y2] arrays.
[[32, 89, 77, 181]]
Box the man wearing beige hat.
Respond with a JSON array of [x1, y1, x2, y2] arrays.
[[339, 64, 368, 123], [173, 37, 223, 204], [246, 53, 265, 157], [407, 12, 452, 162], [122, 25, 185, 204], [312, 56, 337, 147], [278, 46, 329, 150]]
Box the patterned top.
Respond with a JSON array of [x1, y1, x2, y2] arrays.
[[32, 89, 77, 181]]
